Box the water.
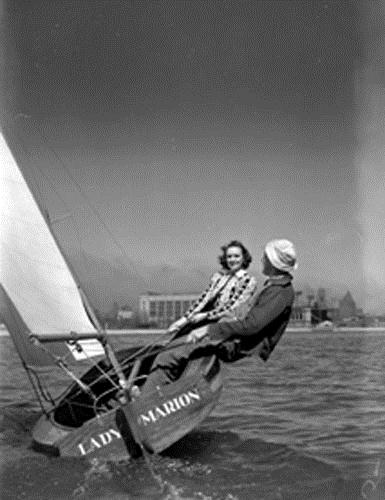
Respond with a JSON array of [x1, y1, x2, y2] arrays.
[[1, 330, 385, 499]]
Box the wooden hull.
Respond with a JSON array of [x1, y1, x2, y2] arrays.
[[32, 353, 222, 459], [119, 355, 222, 454]]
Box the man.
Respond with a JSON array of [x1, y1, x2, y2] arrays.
[[141, 239, 297, 394]]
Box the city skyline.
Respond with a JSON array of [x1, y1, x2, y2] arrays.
[[2, 1, 385, 313]]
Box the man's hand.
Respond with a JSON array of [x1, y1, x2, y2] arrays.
[[186, 326, 209, 344]]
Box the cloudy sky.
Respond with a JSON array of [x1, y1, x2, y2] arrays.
[[2, 1, 385, 313]]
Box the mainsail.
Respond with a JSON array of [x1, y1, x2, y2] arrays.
[[0, 131, 105, 366]]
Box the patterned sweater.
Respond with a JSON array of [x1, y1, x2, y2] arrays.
[[183, 269, 257, 322]]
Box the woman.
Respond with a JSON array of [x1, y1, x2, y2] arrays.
[[167, 240, 257, 334]]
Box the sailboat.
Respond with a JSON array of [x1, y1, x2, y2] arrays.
[[0, 130, 223, 460]]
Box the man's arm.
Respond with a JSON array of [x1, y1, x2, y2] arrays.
[[206, 286, 290, 342]]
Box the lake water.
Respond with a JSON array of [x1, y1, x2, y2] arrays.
[[1, 330, 385, 499]]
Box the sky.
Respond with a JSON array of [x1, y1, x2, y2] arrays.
[[1, 0, 385, 313]]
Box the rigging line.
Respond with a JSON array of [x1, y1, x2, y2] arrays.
[[33, 124, 147, 285], [54, 343, 125, 400], [52, 339, 168, 404], [68, 340, 120, 389], [62, 359, 127, 404], [22, 361, 50, 416], [8, 130, 99, 330], [57, 359, 97, 402], [112, 329, 177, 372], [9, 130, 109, 339], [28, 366, 56, 406], [58, 365, 117, 402], [37, 337, 76, 367], [118, 330, 178, 368], [114, 336, 197, 379], [11, 127, 89, 282], [31, 338, 98, 400], [92, 387, 118, 416], [0, 299, 62, 395], [45, 342, 127, 403], [11, 127, 72, 216], [9, 128, 93, 310]]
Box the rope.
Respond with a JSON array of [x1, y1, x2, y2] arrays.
[[68, 339, 119, 390], [31, 123, 146, 289], [22, 362, 51, 415]]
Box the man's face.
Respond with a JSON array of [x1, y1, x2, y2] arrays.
[[261, 252, 270, 275]]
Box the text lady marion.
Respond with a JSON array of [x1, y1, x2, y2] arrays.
[[138, 389, 201, 426]]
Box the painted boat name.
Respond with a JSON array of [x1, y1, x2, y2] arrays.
[[138, 388, 201, 426], [77, 389, 201, 455], [78, 428, 121, 456]]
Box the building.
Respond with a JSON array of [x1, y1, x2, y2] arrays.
[[338, 291, 357, 320], [290, 305, 312, 327], [117, 306, 135, 321], [289, 288, 339, 327], [139, 292, 200, 328]]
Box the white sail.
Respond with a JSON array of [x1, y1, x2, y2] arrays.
[[0, 132, 105, 365]]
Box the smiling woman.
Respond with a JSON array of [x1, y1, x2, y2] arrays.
[[166, 240, 257, 335]]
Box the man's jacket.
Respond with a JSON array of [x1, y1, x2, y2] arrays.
[[207, 274, 294, 362]]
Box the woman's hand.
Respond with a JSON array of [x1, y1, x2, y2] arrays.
[[189, 312, 208, 324], [186, 326, 209, 344], [167, 317, 188, 334]]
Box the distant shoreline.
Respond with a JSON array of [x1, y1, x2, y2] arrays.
[[2, 326, 385, 337], [286, 326, 385, 333], [108, 326, 385, 334]]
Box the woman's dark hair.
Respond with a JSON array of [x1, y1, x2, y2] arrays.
[[218, 240, 252, 270]]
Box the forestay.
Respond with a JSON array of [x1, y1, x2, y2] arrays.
[[0, 132, 105, 366]]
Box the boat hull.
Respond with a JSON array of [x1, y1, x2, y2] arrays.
[[32, 407, 129, 459], [119, 356, 222, 454], [32, 355, 222, 459]]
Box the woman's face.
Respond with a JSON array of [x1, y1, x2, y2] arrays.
[[225, 246, 244, 272]]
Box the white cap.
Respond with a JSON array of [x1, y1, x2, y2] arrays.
[[265, 239, 297, 273]]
